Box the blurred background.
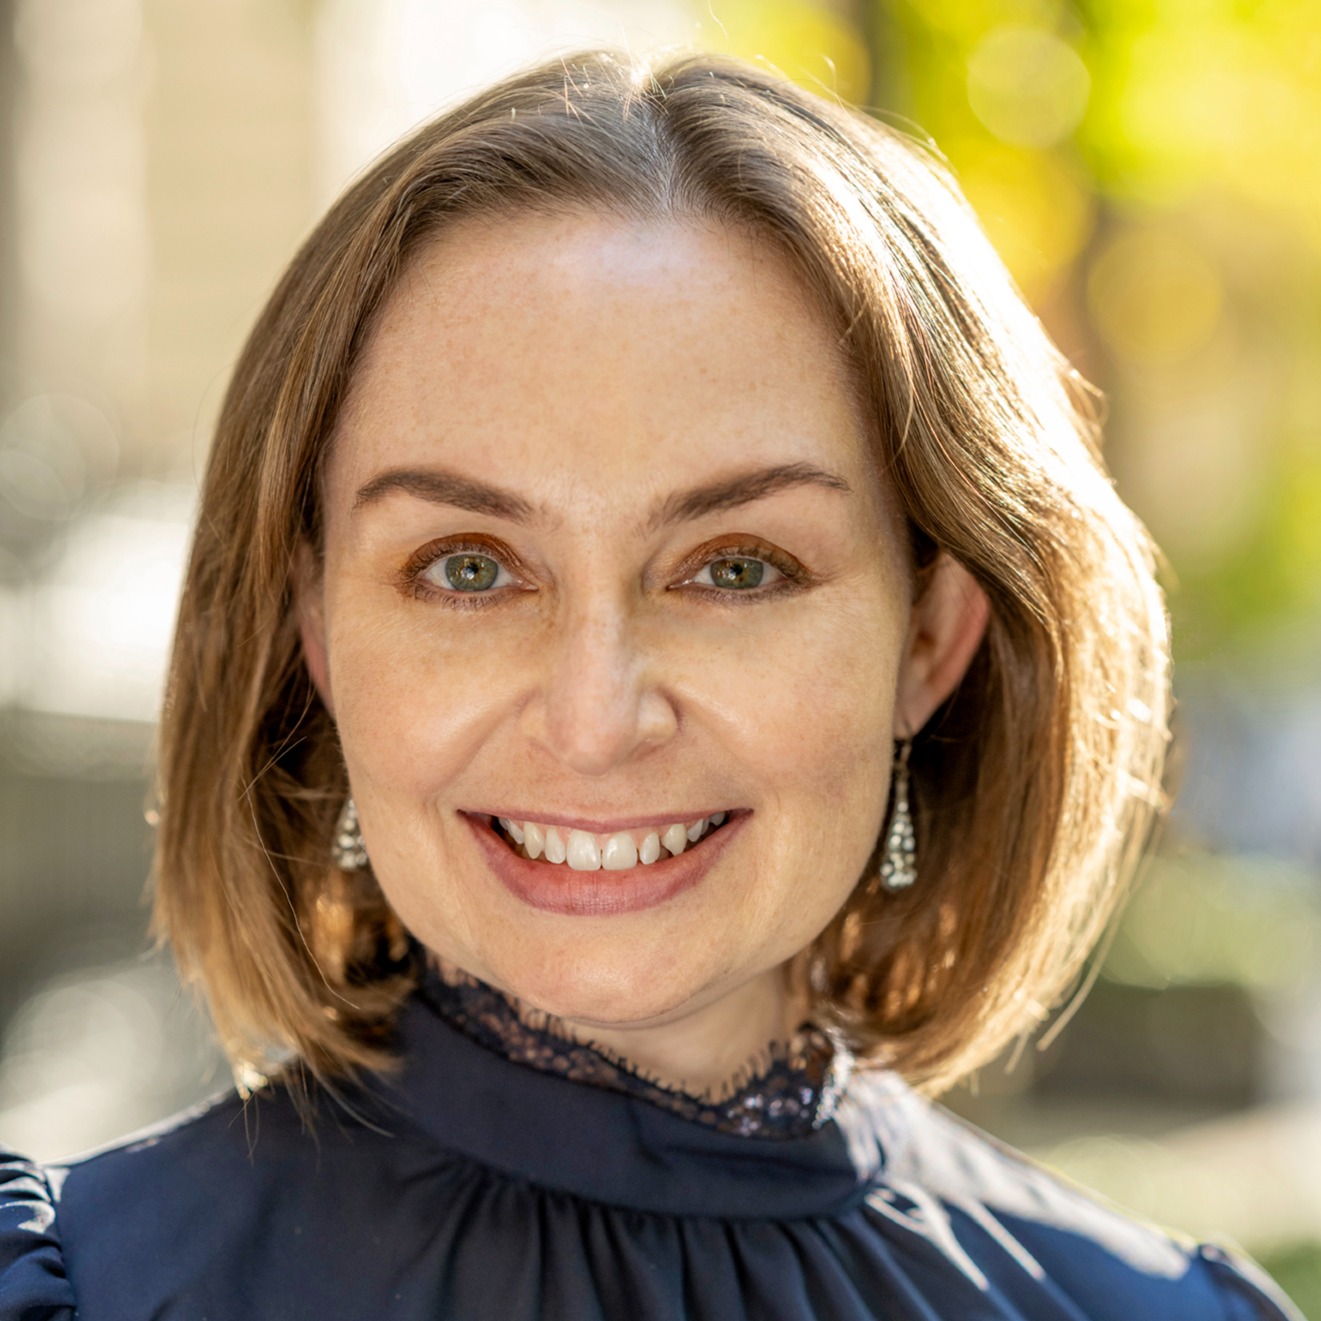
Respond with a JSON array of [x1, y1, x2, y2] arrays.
[[0, 0, 1317, 1309]]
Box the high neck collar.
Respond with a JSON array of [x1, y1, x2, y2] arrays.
[[421, 963, 853, 1139], [368, 961, 905, 1219]]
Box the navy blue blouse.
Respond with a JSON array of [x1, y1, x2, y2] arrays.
[[0, 966, 1304, 1319]]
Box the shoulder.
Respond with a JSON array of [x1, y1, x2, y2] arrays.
[[1, 1148, 76, 1319], [3, 1079, 437, 1320], [842, 1071, 1303, 1321], [3, 1090, 263, 1319]]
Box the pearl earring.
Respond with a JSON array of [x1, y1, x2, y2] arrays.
[[331, 796, 369, 871], [879, 739, 917, 892]]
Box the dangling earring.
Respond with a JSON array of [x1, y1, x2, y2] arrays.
[[879, 739, 917, 892], [331, 796, 369, 871]]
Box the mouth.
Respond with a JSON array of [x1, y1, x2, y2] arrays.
[[485, 811, 735, 870], [464, 809, 746, 916]]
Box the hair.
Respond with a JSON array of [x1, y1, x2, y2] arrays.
[[154, 49, 1170, 1096]]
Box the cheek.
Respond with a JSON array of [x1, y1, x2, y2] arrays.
[[325, 590, 531, 794], [678, 597, 900, 789], [756, 603, 903, 907], [324, 566, 903, 829], [663, 595, 901, 928]]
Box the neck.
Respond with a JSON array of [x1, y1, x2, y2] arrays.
[[434, 954, 812, 1099], [570, 967, 809, 1098]]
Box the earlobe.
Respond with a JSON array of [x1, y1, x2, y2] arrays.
[[294, 542, 335, 716], [893, 553, 990, 738]]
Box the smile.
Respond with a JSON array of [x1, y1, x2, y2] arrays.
[[491, 813, 731, 870], [470, 808, 750, 914]]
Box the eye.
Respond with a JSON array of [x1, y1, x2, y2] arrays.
[[402, 537, 807, 607], [412, 546, 519, 597], [681, 541, 803, 605], [691, 554, 784, 591], [401, 533, 525, 605]]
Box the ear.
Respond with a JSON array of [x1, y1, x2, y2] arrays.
[[893, 553, 989, 738], [293, 541, 335, 717]]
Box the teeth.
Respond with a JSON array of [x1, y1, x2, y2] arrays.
[[602, 833, 639, 870], [567, 829, 601, 870], [661, 823, 688, 856], [524, 821, 544, 860], [497, 813, 730, 868], [543, 826, 567, 865]]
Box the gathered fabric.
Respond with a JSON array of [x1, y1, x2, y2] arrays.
[[0, 963, 1302, 1320]]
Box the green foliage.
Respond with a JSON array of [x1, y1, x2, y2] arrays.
[[1171, 454, 1321, 662], [697, 0, 1321, 658], [1256, 1240, 1321, 1320], [1102, 851, 1319, 991], [910, 0, 1321, 657]]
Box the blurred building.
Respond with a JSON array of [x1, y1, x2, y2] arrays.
[[0, 0, 322, 1155]]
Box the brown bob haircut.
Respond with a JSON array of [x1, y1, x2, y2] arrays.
[[155, 49, 1169, 1096]]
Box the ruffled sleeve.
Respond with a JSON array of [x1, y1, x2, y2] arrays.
[[0, 1151, 75, 1321]]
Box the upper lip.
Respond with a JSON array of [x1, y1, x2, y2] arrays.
[[468, 809, 740, 832]]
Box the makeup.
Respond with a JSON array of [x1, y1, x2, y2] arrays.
[[463, 810, 748, 917]]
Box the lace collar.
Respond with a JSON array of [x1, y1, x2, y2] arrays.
[[420, 966, 853, 1140]]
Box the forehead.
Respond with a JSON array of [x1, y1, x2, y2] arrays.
[[329, 209, 882, 509]]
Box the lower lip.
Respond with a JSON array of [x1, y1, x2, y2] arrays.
[[463, 812, 747, 917]]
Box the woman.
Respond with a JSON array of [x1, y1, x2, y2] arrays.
[[0, 49, 1302, 1320]]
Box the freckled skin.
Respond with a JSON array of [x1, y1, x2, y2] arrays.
[[299, 212, 980, 1091]]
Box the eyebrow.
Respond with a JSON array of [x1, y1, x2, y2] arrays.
[[352, 460, 852, 530]]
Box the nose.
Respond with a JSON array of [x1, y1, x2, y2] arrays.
[[520, 595, 678, 777]]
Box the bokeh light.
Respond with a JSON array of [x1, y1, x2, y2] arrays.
[[696, 0, 870, 104], [966, 25, 1089, 149], [1088, 227, 1224, 367]]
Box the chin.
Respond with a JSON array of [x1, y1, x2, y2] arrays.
[[488, 944, 718, 1032]]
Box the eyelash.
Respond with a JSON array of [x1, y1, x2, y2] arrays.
[[399, 538, 810, 611]]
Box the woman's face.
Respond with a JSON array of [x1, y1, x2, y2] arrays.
[[303, 210, 952, 1040]]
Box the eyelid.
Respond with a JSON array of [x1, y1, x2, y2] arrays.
[[399, 534, 528, 602], [399, 534, 810, 605], [425, 551, 517, 591], [689, 554, 786, 589], [681, 538, 803, 591]]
